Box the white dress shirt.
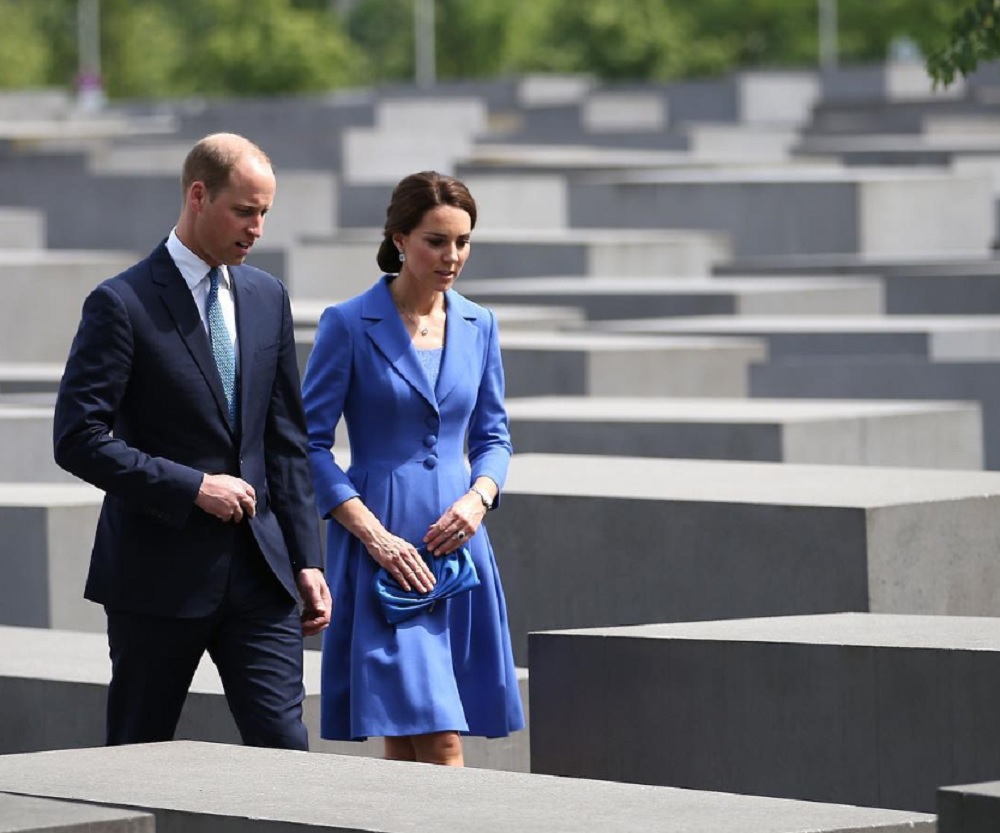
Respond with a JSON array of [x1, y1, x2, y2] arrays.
[[166, 229, 239, 368]]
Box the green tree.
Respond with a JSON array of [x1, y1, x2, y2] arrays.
[[679, 0, 817, 71], [0, 0, 364, 99], [926, 0, 1000, 86], [503, 0, 710, 80], [110, 0, 364, 97], [99, 0, 186, 98], [0, 1, 53, 87], [196, 0, 363, 96], [0, 0, 987, 97], [837, 0, 956, 64], [346, 0, 415, 83]]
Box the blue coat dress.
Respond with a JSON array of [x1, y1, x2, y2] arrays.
[[301, 276, 524, 740]]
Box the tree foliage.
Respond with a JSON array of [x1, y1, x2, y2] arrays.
[[926, 0, 1000, 87], [0, 0, 979, 99], [0, 1, 54, 87]]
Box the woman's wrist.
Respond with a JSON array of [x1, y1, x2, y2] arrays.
[[469, 484, 494, 511]]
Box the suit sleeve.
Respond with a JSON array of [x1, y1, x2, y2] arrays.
[[263, 284, 324, 571], [52, 283, 204, 528], [467, 310, 513, 504], [301, 305, 360, 518]]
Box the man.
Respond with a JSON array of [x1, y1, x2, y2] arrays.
[[53, 133, 331, 749]]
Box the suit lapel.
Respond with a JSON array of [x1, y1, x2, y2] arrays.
[[436, 290, 479, 405], [152, 246, 233, 433], [232, 266, 257, 428], [363, 277, 437, 411]]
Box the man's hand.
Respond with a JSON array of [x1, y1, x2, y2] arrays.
[[296, 568, 331, 636], [195, 473, 257, 522]]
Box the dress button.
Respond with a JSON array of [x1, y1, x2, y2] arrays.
[[426, 415, 440, 430], [424, 433, 437, 448], [423, 455, 439, 470]]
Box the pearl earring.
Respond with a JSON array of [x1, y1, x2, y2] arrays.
[[398, 250, 406, 263]]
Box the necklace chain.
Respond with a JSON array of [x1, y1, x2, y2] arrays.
[[393, 294, 436, 337]]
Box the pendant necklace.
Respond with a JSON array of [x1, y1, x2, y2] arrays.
[[393, 284, 435, 336], [398, 306, 430, 336]]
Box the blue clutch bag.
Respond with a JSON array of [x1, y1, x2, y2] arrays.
[[374, 544, 480, 625]]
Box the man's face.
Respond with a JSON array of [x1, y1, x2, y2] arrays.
[[189, 155, 275, 267]]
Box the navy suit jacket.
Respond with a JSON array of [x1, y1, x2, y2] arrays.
[[53, 242, 323, 618]]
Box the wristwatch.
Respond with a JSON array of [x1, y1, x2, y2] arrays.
[[469, 485, 494, 510]]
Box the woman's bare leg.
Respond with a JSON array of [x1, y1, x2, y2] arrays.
[[411, 731, 464, 766]]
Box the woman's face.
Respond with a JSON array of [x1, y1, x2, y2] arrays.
[[394, 204, 472, 293]]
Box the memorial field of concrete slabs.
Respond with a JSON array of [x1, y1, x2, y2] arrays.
[[569, 167, 993, 259], [504, 396, 983, 469], [492, 454, 1000, 663], [530, 613, 1000, 813], [0, 741, 936, 833], [0, 484, 103, 632]]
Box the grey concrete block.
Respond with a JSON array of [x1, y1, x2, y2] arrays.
[[714, 258, 1000, 316], [505, 396, 983, 469], [498, 332, 767, 398], [0, 364, 63, 396], [530, 613, 1000, 812], [0, 406, 77, 483], [0, 793, 153, 833], [598, 314, 1000, 360], [939, 780, 1000, 832], [0, 251, 138, 363], [126, 92, 377, 170], [462, 276, 885, 319], [456, 148, 695, 182], [342, 98, 488, 185], [460, 173, 570, 231], [491, 453, 1000, 663], [0, 89, 74, 120], [0, 208, 44, 249], [684, 123, 800, 162], [749, 357, 1000, 469], [806, 94, 990, 137], [792, 134, 1000, 167], [569, 168, 994, 258], [0, 485, 104, 632], [582, 91, 668, 133], [0, 626, 530, 773], [0, 740, 935, 832]]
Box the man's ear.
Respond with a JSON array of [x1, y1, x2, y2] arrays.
[[188, 181, 208, 212]]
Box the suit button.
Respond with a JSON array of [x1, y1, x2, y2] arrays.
[[423, 455, 438, 470], [424, 433, 437, 448], [426, 415, 440, 430]]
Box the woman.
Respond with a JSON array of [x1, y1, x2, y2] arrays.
[[301, 171, 524, 766]]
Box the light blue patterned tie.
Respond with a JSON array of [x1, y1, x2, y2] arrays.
[[206, 266, 236, 425]]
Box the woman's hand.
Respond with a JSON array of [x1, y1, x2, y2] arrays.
[[424, 492, 487, 555], [331, 497, 436, 593], [365, 526, 437, 593]]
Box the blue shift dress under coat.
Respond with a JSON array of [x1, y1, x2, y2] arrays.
[[301, 275, 524, 740]]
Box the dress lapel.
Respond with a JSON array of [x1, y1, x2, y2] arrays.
[[436, 290, 479, 405], [363, 277, 438, 411]]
